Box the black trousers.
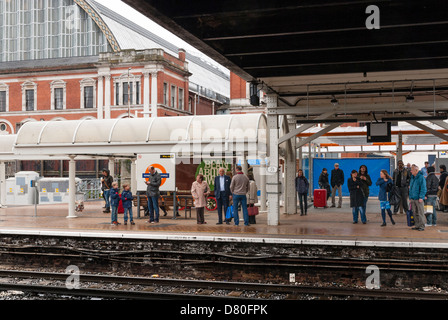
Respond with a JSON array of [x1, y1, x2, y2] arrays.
[[393, 186, 409, 213], [216, 192, 229, 223], [298, 192, 308, 214]]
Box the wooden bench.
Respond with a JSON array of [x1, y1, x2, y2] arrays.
[[133, 193, 194, 219]]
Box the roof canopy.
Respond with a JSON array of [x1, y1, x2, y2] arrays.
[[13, 114, 267, 158]]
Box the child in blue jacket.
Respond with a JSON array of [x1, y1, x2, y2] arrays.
[[375, 170, 395, 227], [110, 182, 120, 225], [121, 184, 135, 225]]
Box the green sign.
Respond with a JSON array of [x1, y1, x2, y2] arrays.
[[195, 159, 232, 191]]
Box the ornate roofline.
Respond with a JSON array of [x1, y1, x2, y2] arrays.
[[73, 0, 121, 52]]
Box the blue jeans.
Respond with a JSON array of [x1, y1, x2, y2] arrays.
[[233, 194, 249, 226], [104, 189, 111, 209], [124, 207, 133, 222], [352, 206, 366, 223], [147, 196, 160, 222], [111, 205, 118, 223], [425, 196, 437, 225]]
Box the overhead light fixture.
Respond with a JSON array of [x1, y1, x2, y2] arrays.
[[330, 95, 339, 106]]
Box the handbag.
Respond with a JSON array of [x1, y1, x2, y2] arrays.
[[424, 205, 433, 216], [225, 206, 234, 220], [248, 206, 259, 216]]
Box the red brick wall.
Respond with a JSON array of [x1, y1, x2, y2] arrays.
[[230, 72, 246, 100]]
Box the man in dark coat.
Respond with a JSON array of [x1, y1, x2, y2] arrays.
[[145, 166, 162, 223], [214, 168, 232, 225], [101, 169, 113, 213], [347, 170, 366, 224], [330, 163, 344, 208], [392, 160, 411, 214]]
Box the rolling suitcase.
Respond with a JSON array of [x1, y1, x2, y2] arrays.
[[313, 189, 327, 208]]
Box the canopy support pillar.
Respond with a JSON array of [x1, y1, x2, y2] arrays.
[[67, 156, 77, 219], [266, 94, 280, 226], [131, 158, 137, 194], [0, 161, 6, 208]]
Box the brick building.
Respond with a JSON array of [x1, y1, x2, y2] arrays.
[[0, 0, 229, 177]]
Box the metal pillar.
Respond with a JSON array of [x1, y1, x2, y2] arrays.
[[0, 161, 6, 208], [260, 158, 267, 212], [131, 158, 137, 194], [108, 158, 115, 180], [397, 132, 403, 162], [284, 117, 297, 215], [266, 94, 281, 226], [67, 156, 77, 218], [242, 152, 248, 175]]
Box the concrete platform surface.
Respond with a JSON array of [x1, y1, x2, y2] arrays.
[[1, 199, 448, 247]]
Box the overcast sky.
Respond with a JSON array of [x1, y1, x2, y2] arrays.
[[95, 0, 229, 75]]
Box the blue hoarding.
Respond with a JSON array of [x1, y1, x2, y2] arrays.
[[312, 158, 392, 197]]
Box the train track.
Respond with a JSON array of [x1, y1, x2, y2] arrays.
[[0, 270, 447, 300]]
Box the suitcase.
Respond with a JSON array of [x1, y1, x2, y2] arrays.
[[313, 189, 327, 208]]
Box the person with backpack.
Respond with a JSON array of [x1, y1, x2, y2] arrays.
[[376, 170, 396, 227]]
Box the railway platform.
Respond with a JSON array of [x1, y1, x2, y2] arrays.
[[0, 199, 447, 247]]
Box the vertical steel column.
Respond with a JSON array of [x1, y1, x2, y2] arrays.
[[266, 94, 280, 226], [67, 156, 77, 219], [284, 117, 297, 215], [131, 158, 137, 195], [260, 158, 267, 212]]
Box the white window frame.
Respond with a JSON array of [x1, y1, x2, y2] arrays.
[[113, 75, 142, 106], [21, 81, 37, 111], [0, 83, 9, 112], [50, 80, 67, 110], [171, 85, 177, 108], [80, 78, 97, 109], [178, 87, 184, 110]]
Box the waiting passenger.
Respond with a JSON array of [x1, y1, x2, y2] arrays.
[[409, 165, 427, 231], [247, 174, 259, 224], [121, 184, 135, 226], [230, 165, 250, 226], [110, 182, 120, 226], [295, 169, 309, 216], [145, 166, 161, 224], [191, 174, 210, 225], [376, 170, 395, 227], [101, 169, 114, 214], [347, 170, 366, 224], [425, 166, 439, 226], [318, 168, 331, 204], [331, 163, 344, 208], [358, 165, 372, 215]]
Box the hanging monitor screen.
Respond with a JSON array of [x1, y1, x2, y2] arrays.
[[367, 122, 391, 142]]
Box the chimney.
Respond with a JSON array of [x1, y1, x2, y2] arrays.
[[178, 48, 186, 62]]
